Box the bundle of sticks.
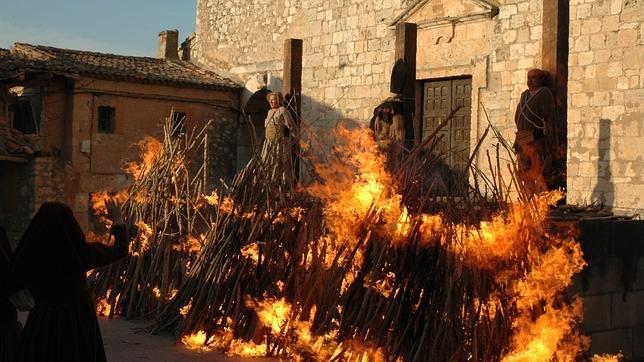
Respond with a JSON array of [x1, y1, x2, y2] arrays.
[[88, 114, 212, 319], [91, 108, 586, 360]]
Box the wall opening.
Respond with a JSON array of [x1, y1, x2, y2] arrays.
[[98, 106, 116, 134], [8, 86, 41, 134], [237, 88, 270, 170]]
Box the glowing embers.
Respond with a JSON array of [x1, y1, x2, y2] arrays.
[[181, 331, 214, 352], [96, 288, 120, 317]]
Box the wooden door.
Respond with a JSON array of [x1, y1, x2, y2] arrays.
[[422, 78, 472, 187]]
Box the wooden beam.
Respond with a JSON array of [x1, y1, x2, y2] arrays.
[[395, 22, 417, 149], [542, 0, 569, 190], [282, 38, 303, 119], [283, 38, 303, 182]]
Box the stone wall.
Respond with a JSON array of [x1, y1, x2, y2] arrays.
[[194, 0, 644, 213], [194, 0, 546, 181], [567, 0, 644, 214], [570, 219, 644, 359]]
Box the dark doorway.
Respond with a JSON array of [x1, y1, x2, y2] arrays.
[[421, 77, 472, 191], [237, 88, 270, 170]]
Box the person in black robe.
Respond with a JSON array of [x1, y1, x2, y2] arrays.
[[1, 223, 22, 362], [10, 200, 128, 362]]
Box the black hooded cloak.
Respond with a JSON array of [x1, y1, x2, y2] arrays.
[[10, 202, 127, 362]]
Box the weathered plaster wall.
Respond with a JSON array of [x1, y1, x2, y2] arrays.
[[64, 78, 239, 228], [567, 0, 644, 215], [3, 77, 239, 231]]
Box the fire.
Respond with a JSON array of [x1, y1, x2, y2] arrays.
[[394, 207, 411, 237], [145, 125, 598, 360], [592, 353, 624, 362], [179, 298, 193, 317], [90, 190, 129, 229], [123, 137, 163, 180], [181, 331, 214, 351], [169, 289, 178, 300], [96, 297, 111, 317], [226, 339, 267, 357], [245, 296, 292, 335], [240, 242, 260, 266], [186, 235, 203, 254], [130, 220, 153, 256], [201, 190, 235, 214], [96, 288, 116, 317]]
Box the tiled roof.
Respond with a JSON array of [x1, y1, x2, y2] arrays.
[[0, 48, 23, 80], [0, 43, 241, 90], [0, 125, 39, 161]]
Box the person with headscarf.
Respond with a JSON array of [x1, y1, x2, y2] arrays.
[[10, 199, 128, 362], [1, 222, 22, 362]]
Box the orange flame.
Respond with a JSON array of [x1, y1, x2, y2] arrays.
[[96, 288, 118, 317], [245, 296, 292, 335], [90, 190, 129, 229], [179, 298, 193, 317], [225, 339, 267, 357], [130, 220, 152, 256], [123, 137, 163, 180], [592, 353, 624, 362], [240, 242, 260, 267], [181, 331, 214, 351]]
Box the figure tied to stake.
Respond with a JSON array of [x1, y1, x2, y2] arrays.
[[513, 68, 558, 195]]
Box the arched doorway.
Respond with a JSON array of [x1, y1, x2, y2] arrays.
[[236, 88, 270, 170]]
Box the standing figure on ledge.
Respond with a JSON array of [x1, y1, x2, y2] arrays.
[[261, 91, 299, 187], [514, 68, 557, 194], [11, 200, 129, 362]]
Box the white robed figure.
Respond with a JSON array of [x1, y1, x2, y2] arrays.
[[260, 91, 299, 188]]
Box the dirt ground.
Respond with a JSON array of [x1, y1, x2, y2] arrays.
[[19, 313, 273, 362]]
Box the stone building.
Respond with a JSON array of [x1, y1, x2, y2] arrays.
[[188, 0, 643, 215], [0, 31, 241, 241]]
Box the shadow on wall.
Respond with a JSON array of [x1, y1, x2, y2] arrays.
[[591, 118, 614, 210]]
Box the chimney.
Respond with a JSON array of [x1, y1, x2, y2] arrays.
[[157, 29, 179, 60]]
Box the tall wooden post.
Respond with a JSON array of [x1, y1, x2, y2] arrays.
[[283, 38, 303, 181], [542, 0, 568, 190], [283, 39, 303, 118], [395, 22, 417, 149]]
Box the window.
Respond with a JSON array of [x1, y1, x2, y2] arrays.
[[171, 111, 186, 136], [8, 86, 41, 134], [98, 106, 115, 133]]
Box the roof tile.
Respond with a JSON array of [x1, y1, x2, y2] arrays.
[[1, 43, 241, 90]]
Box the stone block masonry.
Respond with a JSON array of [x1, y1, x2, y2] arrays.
[[567, 0, 643, 215], [193, 0, 644, 215]]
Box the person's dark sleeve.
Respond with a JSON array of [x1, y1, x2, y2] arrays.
[[81, 224, 128, 271]]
